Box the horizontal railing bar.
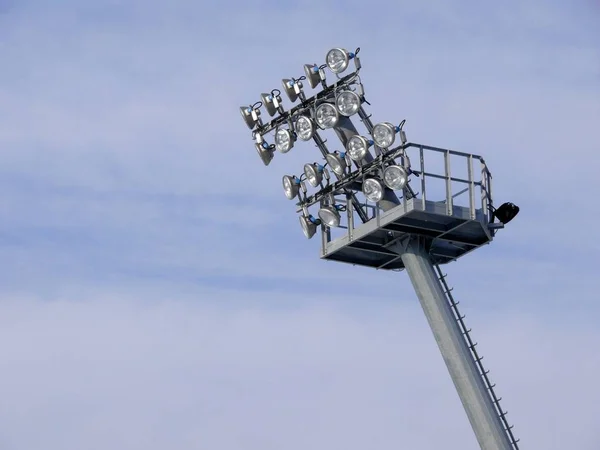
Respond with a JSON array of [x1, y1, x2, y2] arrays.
[[406, 143, 483, 160], [412, 171, 478, 185]]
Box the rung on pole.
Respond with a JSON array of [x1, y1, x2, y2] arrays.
[[434, 264, 521, 450]]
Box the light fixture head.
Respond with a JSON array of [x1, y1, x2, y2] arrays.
[[493, 202, 520, 224], [318, 205, 341, 228], [335, 90, 361, 116], [255, 142, 274, 166], [295, 115, 315, 141], [315, 102, 339, 129], [282, 78, 303, 103], [299, 214, 320, 239], [362, 178, 384, 203], [383, 165, 408, 190], [275, 129, 295, 153], [261, 92, 282, 117], [325, 151, 347, 176], [346, 135, 373, 161], [372, 122, 399, 148], [304, 64, 321, 89], [325, 48, 355, 74], [240, 105, 260, 130], [303, 163, 324, 187], [282, 175, 301, 200]]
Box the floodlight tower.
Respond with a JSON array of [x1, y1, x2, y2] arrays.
[[240, 47, 521, 450]]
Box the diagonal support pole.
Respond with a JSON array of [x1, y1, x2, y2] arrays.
[[392, 236, 513, 450]]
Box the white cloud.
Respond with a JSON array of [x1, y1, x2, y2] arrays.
[[0, 293, 598, 450]]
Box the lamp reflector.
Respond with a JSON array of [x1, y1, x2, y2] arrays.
[[383, 165, 408, 190], [275, 129, 294, 153], [282, 175, 300, 200], [255, 143, 274, 166], [240, 106, 259, 130], [325, 152, 347, 176], [372, 122, 397, 148], [295, 116, 315, 141], [363, 178, 384, 203], [299, 215, 320, 239], [261, 93, 278, 117], [304, 163, 323, 187], [304, 64, 321, 89], [318, 206, 341, 228], [335, 90, 361, 116], [315, 103, 339, 129], [346, 135, 372, 161], [326, 48, 354, 74], [282, 79, 299, 103]]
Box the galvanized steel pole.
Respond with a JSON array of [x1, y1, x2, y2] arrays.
[[398, 237, 512, 450]]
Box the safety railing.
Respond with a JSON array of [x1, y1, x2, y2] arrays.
[[320, 142, 495, 244]]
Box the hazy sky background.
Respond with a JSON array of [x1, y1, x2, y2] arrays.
[[0, 0, 599, 449]]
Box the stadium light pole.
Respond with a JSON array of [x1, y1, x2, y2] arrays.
[[240, 47, 522, 450]]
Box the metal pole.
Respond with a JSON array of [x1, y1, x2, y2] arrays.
[[397, 237, 512, 450]]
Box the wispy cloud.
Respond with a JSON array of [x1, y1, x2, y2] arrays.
[[0, 294, 598, 449]]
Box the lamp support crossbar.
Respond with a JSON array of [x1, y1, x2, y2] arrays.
[[395, 236, 516, 450]]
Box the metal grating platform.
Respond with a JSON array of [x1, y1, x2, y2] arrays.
[[321, 197, 492, 270]]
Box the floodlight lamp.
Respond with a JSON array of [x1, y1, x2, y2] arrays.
[[299, 214, 321, 239], [275, 128, 295, 153], [335, 90, 361, 117], [303, 163, 324, 187], [326, 48, 355, 74], [493, 202, 520, 224], [372, 122, 400, 148], [304, 64, 325, 89], [383, 165, 408, 190], [315, 103, 339, 129], [318, 205, 342, 228], [240, 104, 261, 130], [346, 135, 373, 161], [325, 151, 347, 176], [261, 91, 283, 117], [255, 142, 274, 166], [282, 175, 301, 200], [295, 115, 315, 141], [282, 78, 304, 103], [362, 178, 384, 203]]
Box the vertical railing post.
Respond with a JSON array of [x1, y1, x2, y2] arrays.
[[420, 146, 426, 210], [346, 192, 354, 242], [320, 198, 331, 253], [468, 155, 476, 220], [487, 166, 494, 222], [444, 150, 452, 215], [481, 160, 488, 222]]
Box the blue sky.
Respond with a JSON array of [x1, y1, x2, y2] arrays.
[[0, 1, 599, 449]]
